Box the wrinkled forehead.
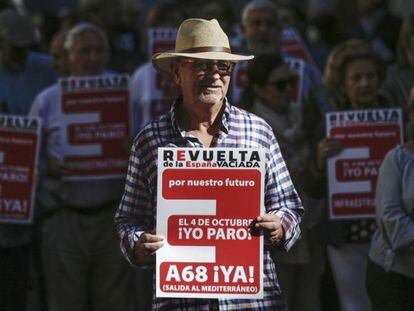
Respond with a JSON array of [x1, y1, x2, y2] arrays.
[[69, 30, 108, 54], [75, 30, 105, 43]]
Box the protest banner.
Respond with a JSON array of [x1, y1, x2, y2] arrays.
[[59, 75, 132, 180], [0, 115, 41, 224], [156, 148, 265, 299], [326, 108, 403, 219]]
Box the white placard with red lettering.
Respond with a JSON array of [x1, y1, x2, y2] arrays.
[[326, 108, 403, 219], [0, 115, 41, 224], [59, 75, 132, 180], [156, 148, 265, 299]]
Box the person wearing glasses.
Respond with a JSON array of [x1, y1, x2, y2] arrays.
[[115, 18, 304, 310], [304, 39, 389, 311], [244, 53, 324, 311]]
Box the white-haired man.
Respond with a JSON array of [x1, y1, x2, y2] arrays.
[[241, 0, 281, 55], [115, 18, 304, 310], [29, 23, 134, 311]]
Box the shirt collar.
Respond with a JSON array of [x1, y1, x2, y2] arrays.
[[170, 96, 230, 135]]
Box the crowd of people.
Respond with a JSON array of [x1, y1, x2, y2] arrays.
[[0, 0, 413, 310]]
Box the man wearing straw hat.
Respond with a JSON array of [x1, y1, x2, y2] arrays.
[[115, 18, 304, 310]]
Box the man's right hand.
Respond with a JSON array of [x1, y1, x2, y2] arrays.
[[134, 232, 164, 265]]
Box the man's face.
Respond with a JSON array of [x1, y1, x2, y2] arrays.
[[172, 58, 232, 108], [68, 30, 107, 76], [343, 58, 379, 109], [242, 9, 280, 54]]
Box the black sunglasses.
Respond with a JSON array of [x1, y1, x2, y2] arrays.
[[178, 59, 235, 75], [267, 76, 295, 91]]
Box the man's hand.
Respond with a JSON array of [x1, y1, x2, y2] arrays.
[[134, 232, 164, 265], [250, 214, 284, 245], [316, 137, 343, 170], [47, 156, 70, 178]]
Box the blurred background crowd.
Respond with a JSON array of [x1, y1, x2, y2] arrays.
[[1, 0, 414, 310]]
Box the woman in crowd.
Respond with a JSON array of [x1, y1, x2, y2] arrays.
[[366, 99, 414, 311], [245, 53, 324, 311], [304, 39, 388, 311]]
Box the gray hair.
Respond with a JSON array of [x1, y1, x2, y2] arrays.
[[241, 0, 278, 24], [64, 22, 108, 51]]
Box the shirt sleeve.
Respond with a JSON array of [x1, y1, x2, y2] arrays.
[[266, 132, 305, 251], [130, 63, 152, 134], [114, 140, 155, 266], [376, 149, 414, 251]]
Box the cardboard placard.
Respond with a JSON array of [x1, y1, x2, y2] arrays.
[[326, 108, 403, 219], [156, 148, 265, 299], [0, 115, 41, 224]]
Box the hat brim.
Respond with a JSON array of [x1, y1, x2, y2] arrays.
[[152, 51, 254, 73]]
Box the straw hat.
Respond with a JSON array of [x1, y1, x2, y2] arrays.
[[152, 18, 254, 73]]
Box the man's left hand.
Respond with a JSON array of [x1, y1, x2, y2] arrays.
[[251, 214, 284, 245]]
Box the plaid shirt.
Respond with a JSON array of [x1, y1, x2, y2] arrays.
[[115, 98, 304, 310]]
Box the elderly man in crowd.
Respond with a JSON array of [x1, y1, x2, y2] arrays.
[[115, 18, 304, 310], [241, 0, 281, 55], [29, 22, 134, 311]]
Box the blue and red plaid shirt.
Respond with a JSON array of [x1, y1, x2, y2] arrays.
[[115, 98, 304, 310]]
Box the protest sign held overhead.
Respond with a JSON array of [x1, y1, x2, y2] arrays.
[[156, 148, 265, 299]]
